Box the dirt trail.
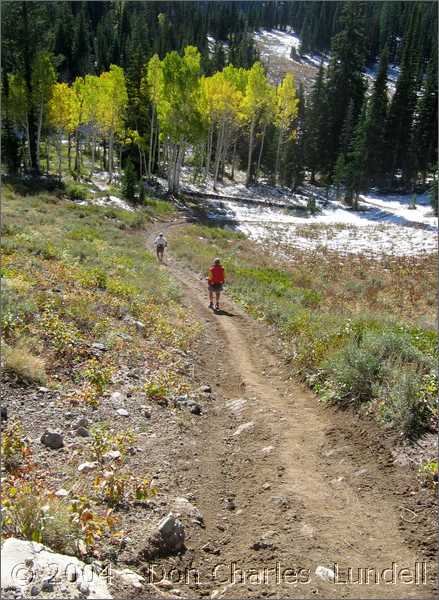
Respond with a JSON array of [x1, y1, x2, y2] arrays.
[[147, 224, 436, 599]]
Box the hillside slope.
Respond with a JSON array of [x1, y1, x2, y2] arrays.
[[1, 186, 437, 599]]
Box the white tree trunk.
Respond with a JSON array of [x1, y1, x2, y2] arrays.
[[246, 117, 256, 187], [275, 129, 283, 185]]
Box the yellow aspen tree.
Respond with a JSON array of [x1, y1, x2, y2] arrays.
[[274, 73, 299, 185]]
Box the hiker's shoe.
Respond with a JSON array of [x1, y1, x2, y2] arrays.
[[209, 302, 214, 309], [215, 304, 220, 311]]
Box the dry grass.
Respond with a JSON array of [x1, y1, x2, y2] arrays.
[[4, 342, 47, 385]]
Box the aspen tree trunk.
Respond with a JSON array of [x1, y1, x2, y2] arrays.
[[246, 116, 256, 187], [256, 123, 267, 183], [205, 124, 213, 181], [231, 140, 237, 180], [46, 136, 50, 174], [74, 130, 80, 179], [68, 133, 72, 172], [275, 129, 283, 185], [148, 106, 155, 177], [213, 121, 225, 189], [36, 104, 43, 168]]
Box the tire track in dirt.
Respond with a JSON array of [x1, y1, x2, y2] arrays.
[[146, 222, 436, 599]]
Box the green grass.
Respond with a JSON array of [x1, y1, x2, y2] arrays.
[[169, 222, 438, 440]]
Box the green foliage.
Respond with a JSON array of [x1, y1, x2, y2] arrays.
[[65, 182, 89, 201], [121, 158, 137, 202]]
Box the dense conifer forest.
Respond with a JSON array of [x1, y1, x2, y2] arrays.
[[2, 1, 437, 199]]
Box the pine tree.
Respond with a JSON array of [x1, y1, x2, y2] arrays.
[[384, 33, 418, 188], [363, 47, 389, 187], [413, 54, 438, 183], [345, 99, 368, 207], [324, 2, 367, 175], [121, 157, 137, 202], [303, 63, 328, 182], [72, 8, 91, 77]]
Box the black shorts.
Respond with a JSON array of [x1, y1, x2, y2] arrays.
[[156, 245, 165, 252], [209, 283, 223, 292]]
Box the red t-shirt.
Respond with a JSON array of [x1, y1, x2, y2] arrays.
[[208, 264, 225, 284]]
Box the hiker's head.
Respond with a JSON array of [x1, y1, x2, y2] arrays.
[[214, 258, 221, 265], [158, 232, 163, 237]]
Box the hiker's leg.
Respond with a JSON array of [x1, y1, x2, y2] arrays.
[[209, 287, 214, 305], [215, 290, 220, 306]]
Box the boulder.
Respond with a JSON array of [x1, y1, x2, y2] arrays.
[[40, 431, 63, 450], [0, 538, 111, 599]]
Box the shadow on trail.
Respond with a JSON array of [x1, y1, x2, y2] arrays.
[[213, 308, 236, 317]]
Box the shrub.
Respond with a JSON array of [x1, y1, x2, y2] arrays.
[[65, 182, 89, 201], [377, 368, 433, 439], [4, 342, 47, 384], [1, 478, 81, 553], [1, 420, 31, 472]]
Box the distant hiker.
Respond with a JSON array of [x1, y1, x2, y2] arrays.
[[208, 258, 225, 311], [154, 232, 167, 262]]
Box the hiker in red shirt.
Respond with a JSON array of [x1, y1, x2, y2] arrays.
[[208, 258, 225, 311]]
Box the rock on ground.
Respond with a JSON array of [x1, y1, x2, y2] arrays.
[[1, 538, 111, 599]]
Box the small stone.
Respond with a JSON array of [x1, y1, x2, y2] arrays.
[[262, 483, 271, 490], [224, 498, 235, 511], [110, 391, 125, 404], [64, 412, 74, 420], [73, 417, 89, 429], [261, 445, 274, 456], [175, 394, 188, 403], [201, 385, 211, 393], [189, 402, 202, 415], [55, 488, 69, 497], [78, 461, 99, 473], [41, 431, 64, 450], [116, 408, 129, 417], [103, 450, 121, 461], [75, 427, 90, 438], [1, 406, 7, 421], [134, 321, 145, 332], [38, 387, 50, 393], [202, 542, 220, 555], [30, 585, 40, 596], [233, 421, 254, 436], [91, 343, 107, 352]]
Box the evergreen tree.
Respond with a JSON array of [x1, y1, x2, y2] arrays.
[[303, 63, 328, 182], [363, 47, 389, 187], [384, 33, 418, 187], [122, 157, 137, 202], [413, 54, 438, 182], [72, 8, 91, 77], [345, 99, 368, 207], [324, 2, 367, 175]]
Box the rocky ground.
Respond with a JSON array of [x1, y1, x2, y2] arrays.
[[1, 219, 437, 600]]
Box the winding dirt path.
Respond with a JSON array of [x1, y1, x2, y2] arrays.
[[147, 223, 436, 599]]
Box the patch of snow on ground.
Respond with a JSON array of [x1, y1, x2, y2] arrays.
[[168, 166, 437, 257], [360, 192, 437, 226], [254, 28, 329, 71], [94, 195, 134, 212]]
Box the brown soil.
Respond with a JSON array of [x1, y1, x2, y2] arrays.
[[139, 221, 437, 599]]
